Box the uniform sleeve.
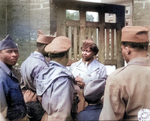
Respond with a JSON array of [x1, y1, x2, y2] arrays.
[[42, 77, 73, 121], [0, 81, 7, 112], [99, 75, 125, 120], [99, 65, 107, 80], [21, 61, 47, 91]]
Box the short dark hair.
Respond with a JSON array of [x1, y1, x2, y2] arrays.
[[90, 43, 99, 55], [49, 50, 69, 59], [121, 42, 149, 50], [36, 42, 47, 48], [81, 43, 99, 55]]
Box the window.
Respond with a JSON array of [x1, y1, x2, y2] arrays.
[[86, 11, 98, 22], [125, 6, 130, 15], [66, 10, 79, 20], [105, 13, 116, 23], [125, 18, 130, 26]]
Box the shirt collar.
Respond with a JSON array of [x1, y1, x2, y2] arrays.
[[127, 57, 150, 66], [0, 61, 13, 76], [50, 60, 66, 69], [32, 51, 49, 65], [34, 51, 44, 57]]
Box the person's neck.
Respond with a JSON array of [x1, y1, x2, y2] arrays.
[[129, 50, 148, 62], [6, 64, 12, 69], [0, 60, 12, 69], [35, 49, 44, 56], [51, 56, 67, 67], [82, 58, 94, 66]]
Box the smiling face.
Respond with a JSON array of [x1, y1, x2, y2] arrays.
[[0, 48, 19, 66], [82, 47, 94, 62]]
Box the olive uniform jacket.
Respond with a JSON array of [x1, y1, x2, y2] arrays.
[[100, 57, 150, 120]]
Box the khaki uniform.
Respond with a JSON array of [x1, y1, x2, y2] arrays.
[[100, 57, 150, 120]]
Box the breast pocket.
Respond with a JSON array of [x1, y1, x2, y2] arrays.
[[8, 79, 24, 106], [90, 69, 101, 81]]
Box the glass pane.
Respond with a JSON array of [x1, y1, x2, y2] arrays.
[[125, 18, 130, 26], [66, 10, 79, 20], [105, 13, 116, 23], [86, 11, 98, 22], [125, 6, 130, 15]]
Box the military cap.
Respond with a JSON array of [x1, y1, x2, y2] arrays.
[[121, 26, 149, 43], [84, 79, 105, 103], [36, 30, 55, 44], [0, 35, 17, 50], [82, 39, 94, 50], [45, 36, 71, 53]]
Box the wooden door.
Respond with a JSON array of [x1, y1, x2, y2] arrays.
[[54, 1, 125, 68]]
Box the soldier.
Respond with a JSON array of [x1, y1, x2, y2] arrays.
[[77, 79, 105, 121], [0, 35, 27, 121], [100, 26, 150, 120], [36, 36, 79, 121], [20, 30, 55, 121]]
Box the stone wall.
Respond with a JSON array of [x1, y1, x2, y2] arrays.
[[50, 0, 57, 35], [0, 0, 7, 40], [1, 0, 150, 66], [133, 0, 150, 26], [133, 0, 150, 53], [30, 0, 51, 39], [7, 0, 52, 66]]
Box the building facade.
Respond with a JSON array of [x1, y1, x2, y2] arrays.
[[0, 0, 150, 66]]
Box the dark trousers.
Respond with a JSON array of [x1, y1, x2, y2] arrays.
[[26, 101, 45, 121]]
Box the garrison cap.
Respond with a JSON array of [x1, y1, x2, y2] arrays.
[[36, 30, 55, 44], [82, 39, 94, 50], [45, 36, 71, 53], [0, 35, 17, 50], [84, 79, 105, 102], [121, 26, 149, 43]]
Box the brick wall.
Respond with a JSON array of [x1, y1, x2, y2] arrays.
[[0, 0, 7, 40], [133, 0, 150, 26], [6, 0, 52, 66], [30, 0, 51, 39], [133, 0, 150, 53], [1, 0, 150, 66]]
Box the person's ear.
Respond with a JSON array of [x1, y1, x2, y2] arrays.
[[66, 51, 69, 58], [125, 46, 131, 55], [43, 44, 47, 48], [42, 45, 47, 52]]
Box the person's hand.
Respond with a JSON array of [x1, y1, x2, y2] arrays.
[[37, 96, 42, 103], [23, 90, 37, 103], [75, 76, 85, 88]]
